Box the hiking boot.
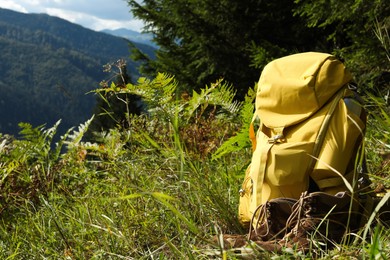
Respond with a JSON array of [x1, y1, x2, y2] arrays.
[[249, 197, 297, 242], [214, 197, 296, 249], [279, 191, 360, 252]]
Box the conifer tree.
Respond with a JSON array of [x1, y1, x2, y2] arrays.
[[127, 0, 328, 99], [294, 0, 389, 93]]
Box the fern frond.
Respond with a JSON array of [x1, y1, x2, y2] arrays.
[[185, 79, 240, 121], [185, 79, 221, 120], [117, 73, 181, 122], [212, 102, 253, 160], [126, 73, 177, 106], [66, 115, 95, 148], [208, 81, 240, 113], [18, 120, 61, 151], [53, 126, 73, 160], [212, 86, 257, 160], [18, 122, 44, 142], [43, 120, 61, 143]]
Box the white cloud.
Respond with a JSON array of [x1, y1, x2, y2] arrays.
[[0, 0, 144, 32], [93, 17, 145, 32], [45, 7, 143, 32], [23, 0, 44, 6], [0, 0, 28, 13], [45, 8, 81, 24]]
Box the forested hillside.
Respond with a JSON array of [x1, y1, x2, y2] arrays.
[[0, 8, 155, 136]]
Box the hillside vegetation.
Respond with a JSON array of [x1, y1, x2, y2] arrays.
[[0, 8, 155, 136], [0, 70, 388, 259]]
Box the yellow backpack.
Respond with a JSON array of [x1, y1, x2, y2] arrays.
[[238, 52, 366, 226]]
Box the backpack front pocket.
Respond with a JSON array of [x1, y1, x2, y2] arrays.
[[266, 142, 315, 186]]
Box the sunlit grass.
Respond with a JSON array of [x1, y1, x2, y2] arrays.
[[0, 73, 389, 259]]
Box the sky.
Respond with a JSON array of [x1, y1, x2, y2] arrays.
[[0, 0, 144, 32]]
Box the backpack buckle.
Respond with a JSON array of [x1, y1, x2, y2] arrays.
[[268, 134, 285, 144]]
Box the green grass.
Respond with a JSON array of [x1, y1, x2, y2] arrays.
[[0, 73, 389, 259]]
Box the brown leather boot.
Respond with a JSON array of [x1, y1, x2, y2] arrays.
[[215, 197, 296, 249], [253, 191, 361, 253], [249, 197, 297, 242], [281, 191, 360, 252]]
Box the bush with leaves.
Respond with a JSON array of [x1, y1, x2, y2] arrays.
[[92, 72, 247, 160], [0, 121, 64, 212], [0, 116, 100, 211]]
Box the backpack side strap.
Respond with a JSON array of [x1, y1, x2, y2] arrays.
[[249, 114, 257, 151]]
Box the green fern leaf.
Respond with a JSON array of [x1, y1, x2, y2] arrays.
[[66, 115, 95, 148], [212, 86, 257, 160]]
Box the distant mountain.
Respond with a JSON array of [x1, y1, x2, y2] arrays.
[[101, 28, 158, 48], [0, 8, 156, 136]]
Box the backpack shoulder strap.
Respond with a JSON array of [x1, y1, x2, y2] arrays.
[[307, 87, 347, 175]]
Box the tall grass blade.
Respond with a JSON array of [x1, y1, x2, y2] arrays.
[[368, 225, 384, 260], [362, 192, 390, 242], [151, 192, 199, 234]]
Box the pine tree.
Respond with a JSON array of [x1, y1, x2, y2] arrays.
[[294, 0, 389, 93], [127, 0, 328, 99]]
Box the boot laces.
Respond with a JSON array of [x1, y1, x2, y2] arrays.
[[248, 201, 272, 240], [286, 191, 314, 236]]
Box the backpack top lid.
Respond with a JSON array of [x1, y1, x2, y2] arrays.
[[256, 52, 352, 128]]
